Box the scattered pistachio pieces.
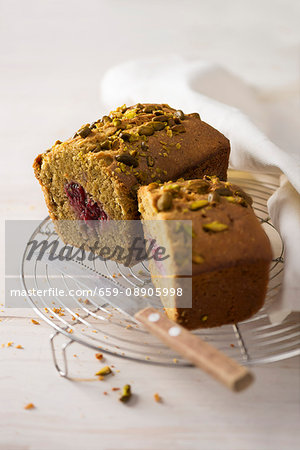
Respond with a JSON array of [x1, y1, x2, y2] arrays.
[[190, 112, 201, 120], [202, 221, 228, 232], [119, 132, 131, 141], [174, 110, 185, 120], [116, 154, 138, 167], [152, 121, 166, 131], [208, 191, 220, 203], [124, 109, 137, 119], [214, 187, 232, 196], [234, 189, 253, 205], [224, 196, 238, 203], [102, 115, 112, 124], [119, 384, 131, 403], [95, 366, 112, 377], [152, 114, 168, 122], [171, 124, 185, 133], [138, 124, 154, 136], [77, 125, 91, 138], [201, 315, 208, 322], [141, 140, 148, 150], [112, 118, 122, 128], [148, 182, 159, 190], [146, 155, 155, 167], [186, 180, 210, 194], [163, 183, 180, 192], [189, 200, 209, 211]]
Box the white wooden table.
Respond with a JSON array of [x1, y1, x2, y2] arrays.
[[1, 1, 300, 449]]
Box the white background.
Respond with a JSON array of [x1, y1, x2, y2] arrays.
[[0, 1, 299, 449]]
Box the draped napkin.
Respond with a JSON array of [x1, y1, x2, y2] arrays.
[[100, 55, 300, 322]]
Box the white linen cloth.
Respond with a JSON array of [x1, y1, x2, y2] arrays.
[[100, 56, 300, 322]]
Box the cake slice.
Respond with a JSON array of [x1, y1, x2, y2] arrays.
[[33, 103, 230, 223], [138, 177, 273, 329]]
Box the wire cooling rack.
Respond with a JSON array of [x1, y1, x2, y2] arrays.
[[21, 170, 300, 376]]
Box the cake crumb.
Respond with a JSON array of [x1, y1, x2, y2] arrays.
[[24, 403, 35, 410], [7, 341, 13, 347], [154, 393, 162, 403], [112, 387, 120, 391], [16, 345, 23, 349], [173, 358, 178, 364], [31, 319, 40, 325], [230, 344, 235, 348], [95, 352, 103, 360]]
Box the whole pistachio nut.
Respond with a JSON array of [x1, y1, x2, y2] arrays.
[[157, 192, 173, 211]]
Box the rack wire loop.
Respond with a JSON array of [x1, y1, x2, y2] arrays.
[[50, 332, 73, 377]]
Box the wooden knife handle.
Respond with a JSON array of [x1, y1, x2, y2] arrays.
[[135, 307, 254, 392]]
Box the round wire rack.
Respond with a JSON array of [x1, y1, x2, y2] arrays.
[[21, 170, 300, 375]]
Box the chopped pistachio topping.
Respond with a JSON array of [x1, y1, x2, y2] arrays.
[[124, 109, 137, 119], [189, 200, 209, 211], [138, 124, 154, 136], [77, 125, 91, 138], [157, 192, 173, 211], [163, 183, 180, 192], [224, 196, 238, 203], [202, 221, 228, 232], [112, 118, 122, 128]]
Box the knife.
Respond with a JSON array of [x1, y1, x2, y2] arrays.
[[44, 256, 254, 392]]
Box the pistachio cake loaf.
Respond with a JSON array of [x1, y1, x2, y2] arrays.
[[138, 177, 273, 329], [33, 103, 230, 222]]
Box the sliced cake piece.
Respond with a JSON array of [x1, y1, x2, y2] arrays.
[[138, 177, 273, 329], [33, 103, 230, 223]]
